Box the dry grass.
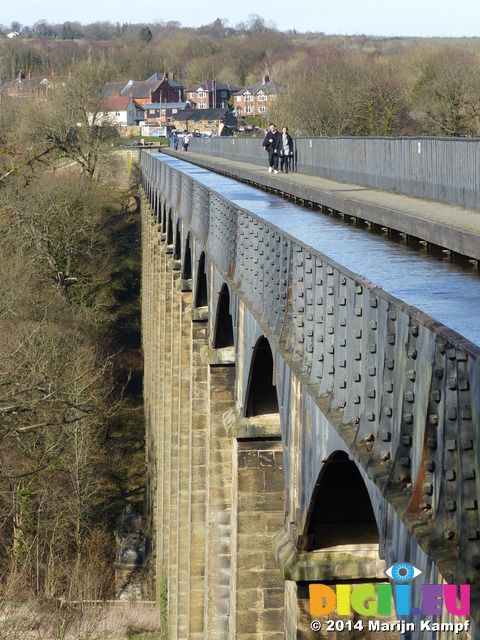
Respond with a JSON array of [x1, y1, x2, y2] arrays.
[[0, 600, 163, 640]]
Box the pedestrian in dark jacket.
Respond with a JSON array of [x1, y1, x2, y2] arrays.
[[262, 123, 282, 173], [280, 126, 294, 174]]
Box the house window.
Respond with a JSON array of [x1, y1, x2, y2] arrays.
[[246, 93, 253, 102], [259, 105, 266, 114], [198, 102, 206, 109], [197, 91, 206, 98], [221, 91, 227, 98], [270, 94, 276, 100], [258, 92, 267, 102], [236, 96, 242, 102], [246, 105, 253, 114]]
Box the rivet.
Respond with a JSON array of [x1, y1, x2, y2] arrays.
[[401, 435, 412, 446], [446, 440, 457, 452], [445, 500, 456, 512], [401, 456, 411, 466], [466, 500, 478, 510], [353, 373, 361, 383], [380, 431, 391, 442], [422, 483, 433, 496], [445, 470, 456, 481], [447, 408, 457, 421]]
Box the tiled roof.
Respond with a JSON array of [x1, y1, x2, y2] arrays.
[[170, 107, 233, 122], [186, 80, 239, 93], [235, 80, 287, 96], [101, 97, 132, 111]]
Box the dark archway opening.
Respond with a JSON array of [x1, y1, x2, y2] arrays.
[[174, 224, 181, 260], [195, 252, 208, 308], [245, 337, 278, 417], [214, 285, 234, 349], [183, 235, 192, 281], [161, 205, 167, 234], [306, 452, 378, 550], [167, 213, 173, 245]]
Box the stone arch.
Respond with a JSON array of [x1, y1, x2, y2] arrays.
[[183, 232, 192, 281], [245, 336, 279, 418], [213, 283, 234, 349], [305, 450, 378, 550], [195, 251, 208, 308]]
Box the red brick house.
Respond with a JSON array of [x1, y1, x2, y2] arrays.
[[234, 74, 287, 117], [185, 80, 238, 109], [101, 72, 184, 106]]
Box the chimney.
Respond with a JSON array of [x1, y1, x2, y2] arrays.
[[28, 71, 31, 80], [262, 74, 270, 84], [149, 89, 153, 103], [51, 68, 55, 77]]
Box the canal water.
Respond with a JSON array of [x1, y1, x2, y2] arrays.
[[155, 154, 480, 348]]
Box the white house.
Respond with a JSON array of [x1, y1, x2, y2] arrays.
[[98, 96, 145, 127]]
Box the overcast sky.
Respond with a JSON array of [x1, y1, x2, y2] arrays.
[[3, 0, 480, 37]]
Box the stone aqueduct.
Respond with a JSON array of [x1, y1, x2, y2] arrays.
[[140, 150, 480, 639]]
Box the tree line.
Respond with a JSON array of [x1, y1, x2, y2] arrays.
[[1, 23, 480, 137], [0, 60, 148, 637]]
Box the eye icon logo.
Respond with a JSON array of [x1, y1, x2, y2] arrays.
[[385, 562, 422, 583], [385, 562, 423, 615]]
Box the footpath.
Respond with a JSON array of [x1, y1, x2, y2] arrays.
[[161, 147, 480, 262]]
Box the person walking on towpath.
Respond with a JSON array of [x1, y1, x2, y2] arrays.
[[280, 126, 294, 174], [262, 123, 282, 174]]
